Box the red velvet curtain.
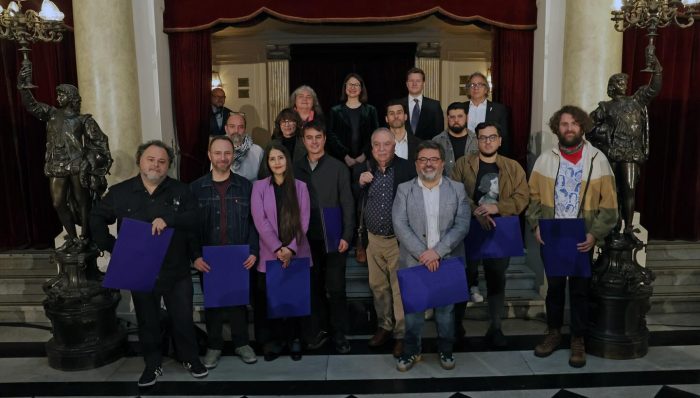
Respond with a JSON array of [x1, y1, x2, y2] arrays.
[[168, 30, 212, 183], [491, 28, 534, 168], [0, 34, 76, 249], [623, 25, 700, 241], [163, 0, 537, 32]]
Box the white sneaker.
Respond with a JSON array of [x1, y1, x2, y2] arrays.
[[470, 286, 484, 303], [235, 344, 258, 364], [201, 348, 221, 369]]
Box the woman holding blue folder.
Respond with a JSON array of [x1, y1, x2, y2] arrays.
[[251, 143, 312, 361]]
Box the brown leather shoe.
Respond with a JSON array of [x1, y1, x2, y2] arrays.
[[392, 339, 404, 358], [368, 328, 391, 347], [534, 328, 561, 358], [569, 336, 586, 368]]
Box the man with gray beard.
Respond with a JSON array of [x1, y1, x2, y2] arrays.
[[90, 140, 208, 387], [225, 113, 264, 181], [392, 140, 470, 372]]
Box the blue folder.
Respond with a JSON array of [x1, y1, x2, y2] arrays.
[[397, 257, 469, 314], [321, 207, 343, 254], [202, 245, 250, 308], [465, 215, 525, 261], [539, 218, 591, 277], [265, 257, 311, 318], [102, 218, 173, 292]]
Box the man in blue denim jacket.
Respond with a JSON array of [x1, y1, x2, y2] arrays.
[[190, 136, 260, 368]]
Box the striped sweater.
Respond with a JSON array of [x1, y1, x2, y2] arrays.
[[526, 141, 618, 242]]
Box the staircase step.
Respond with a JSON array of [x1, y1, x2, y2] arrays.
[[0, 305, 49, 323], [0, 294, 46, 306], [650, 268, 700, 286], [0, 278, 48, 295], [0, 251, 54, 270], [649, 285, 700, 314]]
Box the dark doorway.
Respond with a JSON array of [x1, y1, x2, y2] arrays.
[[289, 43, 416, 123]]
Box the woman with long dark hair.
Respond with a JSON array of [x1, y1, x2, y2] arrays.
[[327, 73, 379, 167], [251, 143, 311, 361]]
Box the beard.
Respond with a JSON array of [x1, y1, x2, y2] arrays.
[[143, 170, 166, 184], [418, 168, 439, 182], [230, 134, 244, 147], [479, 148, 498, 158], [558, 131, 584, 147], [448, 123, 466, 134]]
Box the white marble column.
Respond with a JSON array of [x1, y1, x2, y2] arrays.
[[562, 0, 623, 112], [73, 0, 142, 184], [266, 45, 290, 134], [416, 42, 441, 100]]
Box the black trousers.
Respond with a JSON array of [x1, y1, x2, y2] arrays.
[[306, 240, 349, 340], [198, 271, 250, 350], [545, 276, 591, 337], [131, 275, 198, 368], [455, 257, 510, 336], [252, 269, 303, 346]]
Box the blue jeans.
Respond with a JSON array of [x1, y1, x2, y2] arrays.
[[404, 304, 455, 356]]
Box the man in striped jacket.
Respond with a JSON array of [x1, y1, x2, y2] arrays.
[[526, 105, 618, 368]]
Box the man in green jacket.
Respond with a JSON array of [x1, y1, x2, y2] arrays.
[[451, 121, 529, 347]]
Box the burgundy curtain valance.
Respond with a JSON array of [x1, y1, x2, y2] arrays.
[[163, 0, 537, 32]]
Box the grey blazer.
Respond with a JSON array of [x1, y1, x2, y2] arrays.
[[391, 176, 470, 269]]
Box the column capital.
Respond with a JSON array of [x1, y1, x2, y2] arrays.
[[416, 42, 441, 58], [266, 44, 290, 60]]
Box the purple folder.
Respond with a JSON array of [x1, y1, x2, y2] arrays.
[[265, 257, 311, 318], [397, 257, 469, 314], [321, 207, 342, 254], [102, 218, 173, 292], [465, 215, 525, 261], [202, 245, 250, 308], [539, 218, 591, 277]]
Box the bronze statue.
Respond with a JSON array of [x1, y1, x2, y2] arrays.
[[18, 63, 112, 253], [589, 53, 662, 242]]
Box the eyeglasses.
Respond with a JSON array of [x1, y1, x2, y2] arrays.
[[345, 82, 361, 88], [280, 119, 297, 125], [416, 157, 442, 164], [468, 83, 487, 89], [477, 134, 499, 143], [212, 94, 226, 99]]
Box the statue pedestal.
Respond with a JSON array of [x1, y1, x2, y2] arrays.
[[43, 249, 127, 371], [588, 233, 654, 359]]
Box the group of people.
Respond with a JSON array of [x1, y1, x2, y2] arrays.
[[89, 67, 619, 387]]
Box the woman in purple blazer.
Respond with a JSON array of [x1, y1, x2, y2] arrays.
[[251, 142, 311, 361]]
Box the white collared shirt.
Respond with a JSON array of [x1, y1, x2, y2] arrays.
[[395, 133, 409, 160], [417, 176, 442, 249], [468, 100, 487, 133], [408, 94, 424, 123]]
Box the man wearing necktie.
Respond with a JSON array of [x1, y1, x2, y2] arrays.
[[210, 88, 232, 136], [403, 68, 444, 140]]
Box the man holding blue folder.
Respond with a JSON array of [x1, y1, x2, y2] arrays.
[[526, 106, 618, 368], [91, 141, 208, 387], [392, 141, 470, 371], [294, 121, 355, 354], [451, 121, 529, 347], [190, 136, 259, 368]]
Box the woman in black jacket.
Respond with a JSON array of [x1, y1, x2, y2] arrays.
[[327, 73, 379, 168]]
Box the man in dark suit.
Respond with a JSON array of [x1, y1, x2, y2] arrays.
[[385, 99, 422, 163], [403, 67, 444, 140], [209, 88, 232, 136], [464, 72, 511, 157]]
